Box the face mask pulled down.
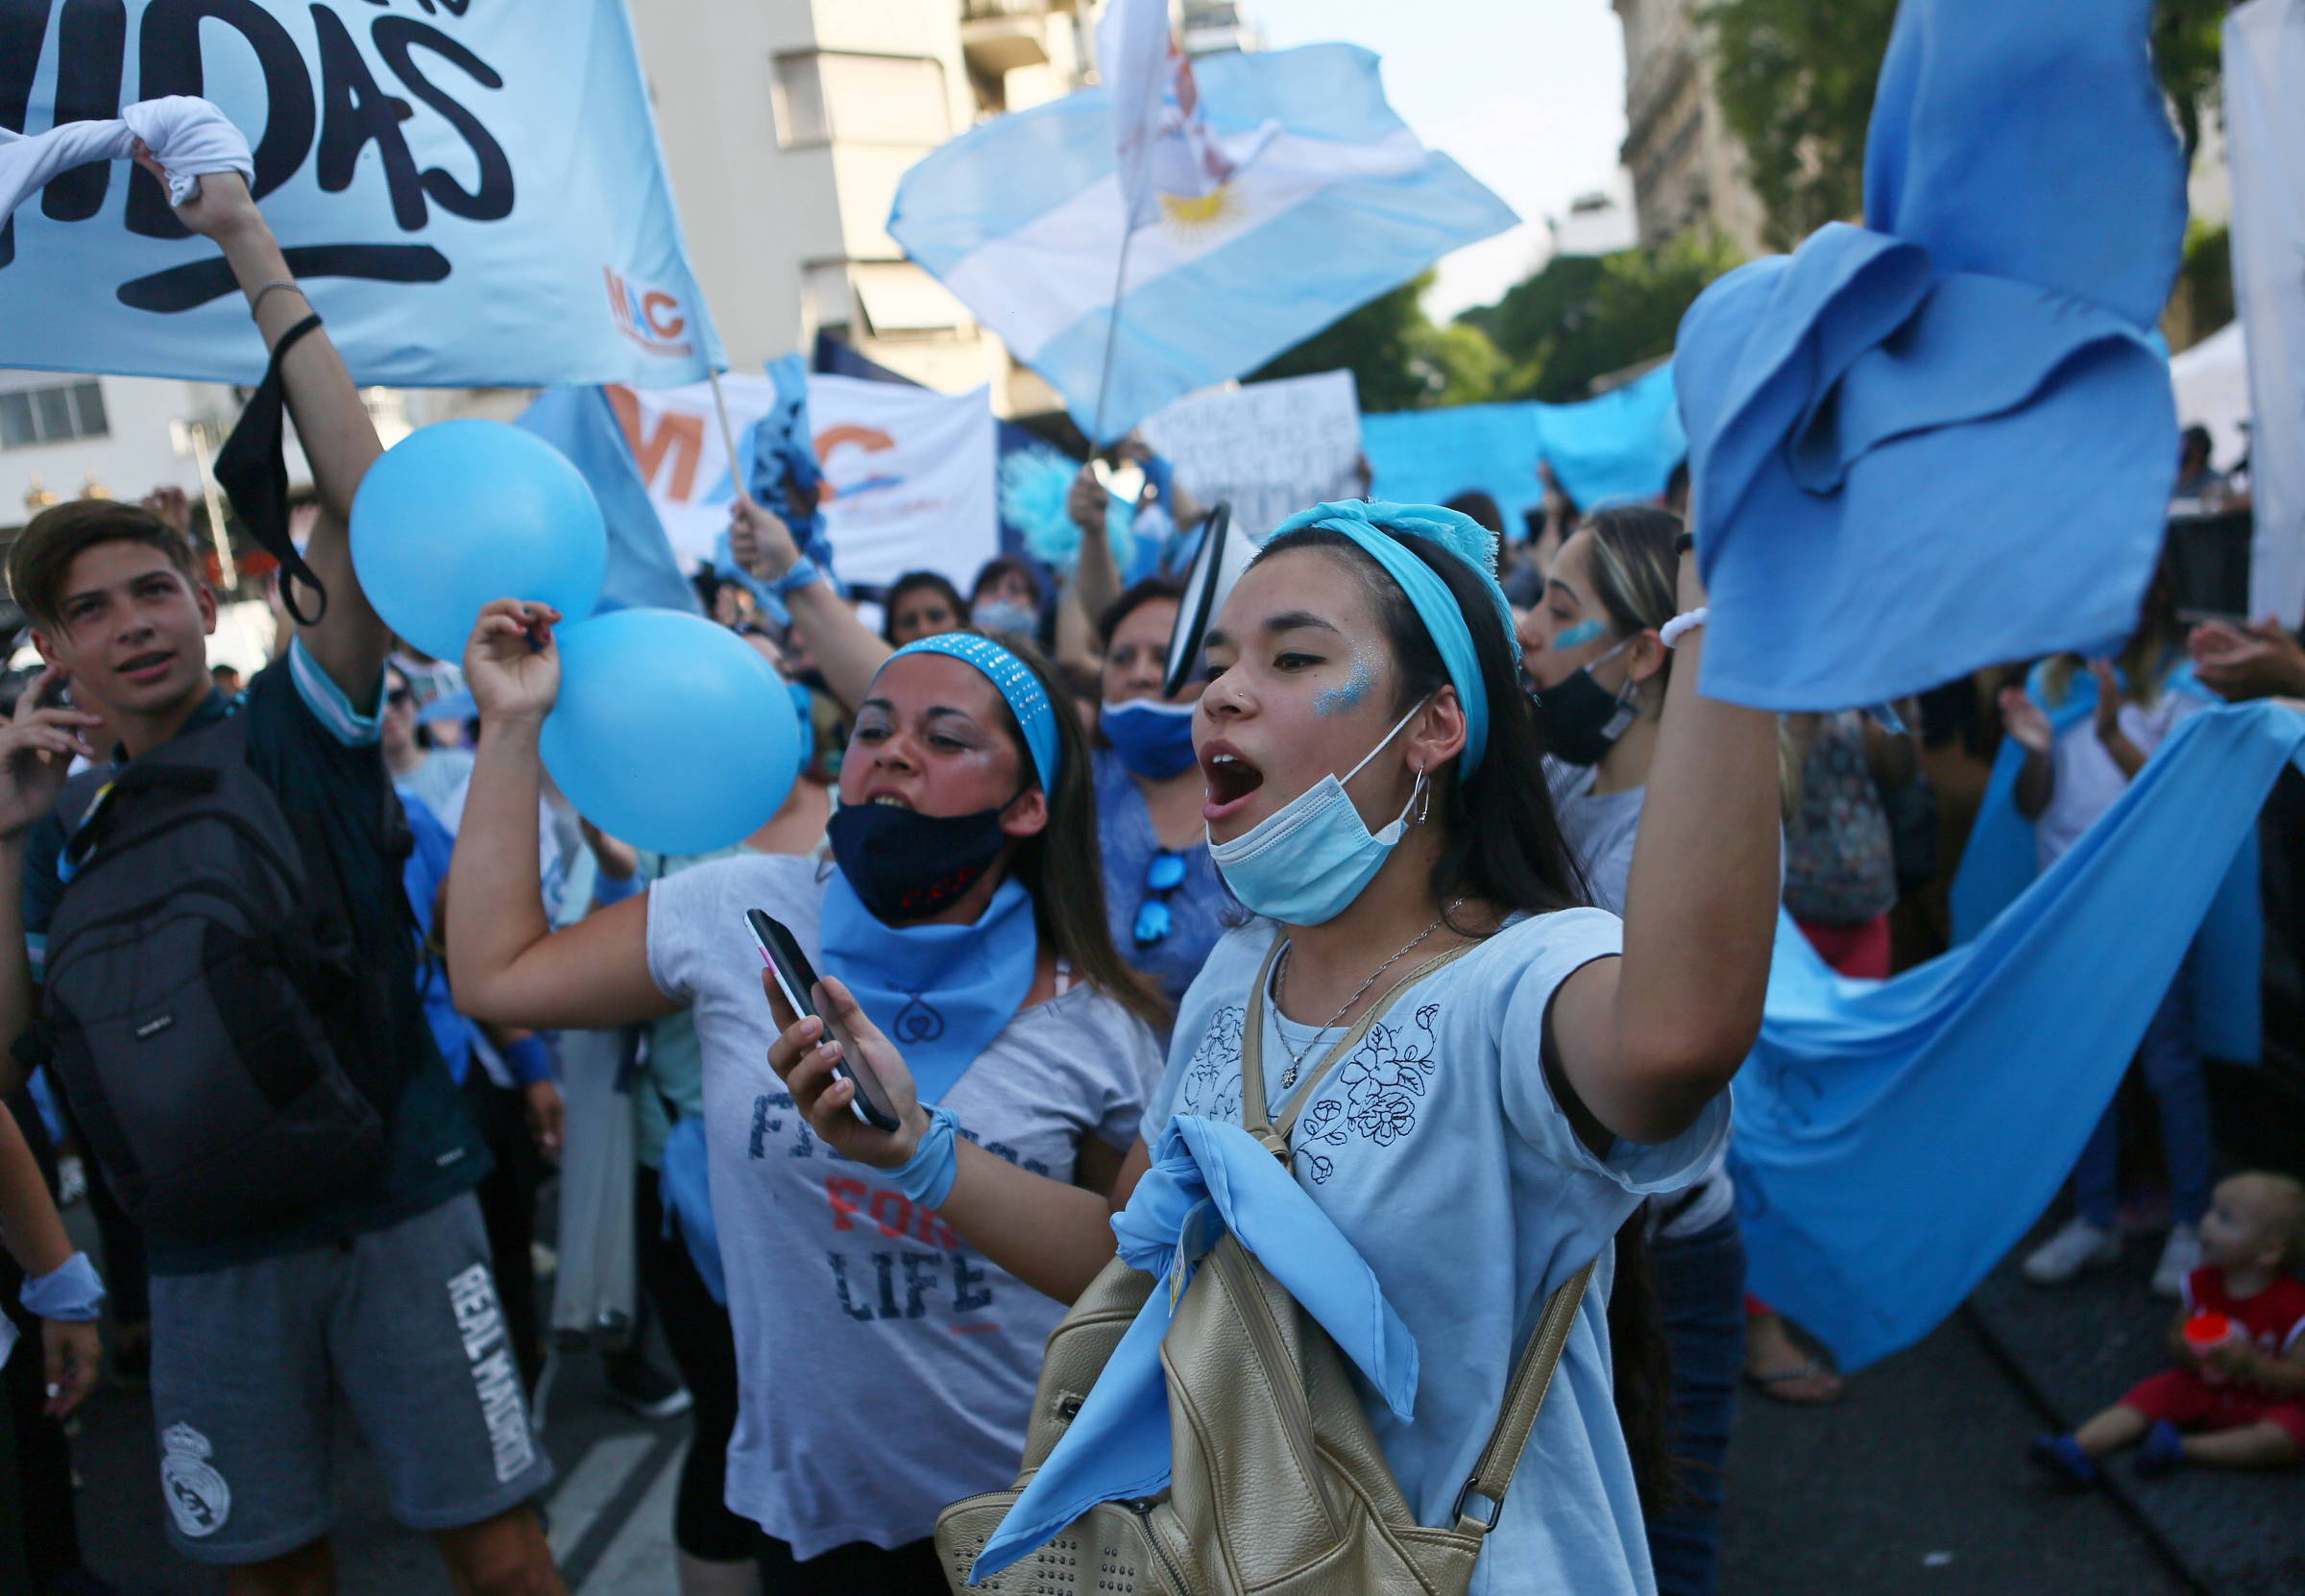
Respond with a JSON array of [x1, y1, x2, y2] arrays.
[[1205, 703, 1429, 927]]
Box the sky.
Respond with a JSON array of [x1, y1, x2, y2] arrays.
[[1248, 0, 1631, 320]]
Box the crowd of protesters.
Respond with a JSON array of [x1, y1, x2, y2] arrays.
[[0, 174, 2299, 1596]]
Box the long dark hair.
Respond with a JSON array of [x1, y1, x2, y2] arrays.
[[1253, 525, 1589, 922], [1256, 522, 1684, 1496], [974, 634, 1170, 1032]]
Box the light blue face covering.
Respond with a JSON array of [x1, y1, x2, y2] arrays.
[[1204, 701, 1428, 927]]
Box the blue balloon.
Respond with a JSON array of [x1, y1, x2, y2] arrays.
[[541, 609, 801, 856], [352, 420, 607, 662]]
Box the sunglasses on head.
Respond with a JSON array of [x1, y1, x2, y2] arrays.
[[1132, 848, 1188, 947]]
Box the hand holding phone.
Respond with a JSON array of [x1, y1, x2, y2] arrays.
[[746, 909, 904, 1132]]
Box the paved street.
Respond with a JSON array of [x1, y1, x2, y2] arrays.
[[65, 1279, 2208, 1595]]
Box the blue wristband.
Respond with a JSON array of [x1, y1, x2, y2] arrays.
[[502, 1034, 554, 1086], [21, 1251, 104, 1321], [888, 1104, 960, 1210], [591, 869, 643, 907], [772, 555, 825, 597]]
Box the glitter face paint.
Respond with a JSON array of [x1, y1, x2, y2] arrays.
[[1315, 649, 1376, 715], [1554, 617, 1605, 651]]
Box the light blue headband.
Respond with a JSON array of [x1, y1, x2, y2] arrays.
[[1265, 500, 1519, 776], [886, 632, 1062, 791]]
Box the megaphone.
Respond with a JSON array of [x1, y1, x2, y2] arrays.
[[1162, 502, 1258, 700]]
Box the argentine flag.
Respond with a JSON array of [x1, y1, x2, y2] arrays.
[[890, 44, 1516, 442]]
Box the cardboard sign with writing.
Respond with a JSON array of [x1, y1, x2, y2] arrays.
[[1136, 371, 1363, 540]]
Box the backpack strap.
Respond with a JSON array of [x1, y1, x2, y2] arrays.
[[1235, 928, 1600, 1542], [1450, 1258, 1597, 1536]]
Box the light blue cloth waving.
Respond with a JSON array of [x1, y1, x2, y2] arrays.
[[1674, 0, 2186, 711], [1735, 702, 2305, 1372], [971, 1114, 1419, 1581], [1948, 660, 2261, 1062]]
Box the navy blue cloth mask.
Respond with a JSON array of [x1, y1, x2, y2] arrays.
[[1102, 698, 1199, 780], [818, 868, 1040, 1105]]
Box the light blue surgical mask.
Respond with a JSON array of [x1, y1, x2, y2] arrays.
[[1204, 701, 1429, 926], [972, 598, 1038, 637]]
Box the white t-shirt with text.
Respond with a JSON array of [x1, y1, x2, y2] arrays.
[[645, 854, 1164, 1558]]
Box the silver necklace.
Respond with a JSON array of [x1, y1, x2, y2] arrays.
[[1272, 899, 1462, 1090]]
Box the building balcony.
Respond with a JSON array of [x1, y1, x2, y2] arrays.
[[961, 0, 1058, 75]]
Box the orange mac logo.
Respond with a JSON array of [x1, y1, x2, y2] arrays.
[[603, 267, 695, 359]]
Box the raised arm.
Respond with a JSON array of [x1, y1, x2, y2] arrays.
[[727, 500, 891, 711], [444, 602, 675, 1030], [0, 671, 101, 1095], [147, 164, 390, 700], [1551, 547, 1782, 1146]]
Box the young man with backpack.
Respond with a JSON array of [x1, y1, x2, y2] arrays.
[[0, 170, 563, 1595]]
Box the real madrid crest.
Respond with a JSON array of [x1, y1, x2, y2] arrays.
[[160, 1422, 231, 1537]]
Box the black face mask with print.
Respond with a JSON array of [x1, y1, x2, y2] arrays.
[[825, 796, 1018, 923]]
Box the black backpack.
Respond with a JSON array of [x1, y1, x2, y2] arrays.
[[29, 713, 392, 1243]]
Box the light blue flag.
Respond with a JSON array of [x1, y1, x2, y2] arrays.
[[890, 44, 1517, 443], [0, 2, 720, 387], [1672, 0, 2185, 711], [1735, 702, 2305, 1372], [1537, 362, 1687, 512], [1946, 659, 2261, 1063], [1363, 402, 1545, 526], [515, 386, 702, 618], [1363, 368, 1689, 533]]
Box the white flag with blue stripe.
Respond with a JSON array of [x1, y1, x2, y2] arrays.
[[890, 44, 1516, 443]]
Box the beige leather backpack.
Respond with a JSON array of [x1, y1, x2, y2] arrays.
[[936, 942, 1596, 1594]]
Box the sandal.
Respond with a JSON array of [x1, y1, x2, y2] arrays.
[[1743, 1359, 1846, 1405]]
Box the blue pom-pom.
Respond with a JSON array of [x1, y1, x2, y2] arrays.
[[1002, 447, 1131, 574]]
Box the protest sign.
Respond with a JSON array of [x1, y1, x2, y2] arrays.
[[1135, 371, 1362, 540], [0, 0, 718, 387], [602, 375, 998, 591]]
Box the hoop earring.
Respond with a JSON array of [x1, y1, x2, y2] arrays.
[[1413, 767, 1432, 825]]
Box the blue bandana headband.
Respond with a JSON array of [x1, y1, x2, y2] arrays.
[[886, 633, 1062, 791], [1264, 500, 1518, 776]]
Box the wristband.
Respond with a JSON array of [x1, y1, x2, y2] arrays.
[[772, 555, 825, 597], [249, 278, 307, 319], [888, 1103, 960, 1210], [501, 1034, 554, 1086], [21, 1251, 104, 1322], [1659, 608, 1710, 650], [591, 869, 643, 907]]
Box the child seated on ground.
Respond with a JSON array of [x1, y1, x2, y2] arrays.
[[2031, 1172, 2305, 1481]]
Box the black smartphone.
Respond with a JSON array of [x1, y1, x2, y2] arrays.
[[744, 908, 902, 1132]]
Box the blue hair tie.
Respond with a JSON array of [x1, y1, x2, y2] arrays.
[[886, 633, 1062, 790], [1265, 500, 1517, 776]]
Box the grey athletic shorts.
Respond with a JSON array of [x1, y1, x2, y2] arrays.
[[146, 1193, 553, 1563]]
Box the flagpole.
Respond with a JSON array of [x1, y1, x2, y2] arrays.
[[1085, 225, 1139, 452], [706, 367, 753, 507]]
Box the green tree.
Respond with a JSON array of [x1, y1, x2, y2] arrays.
[[1247, 273, 1506, 413], [1708, 0, 2228, 251], [1466, 234, 1742, 403]]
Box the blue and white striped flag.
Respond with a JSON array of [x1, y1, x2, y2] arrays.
[[889, 44, 1516, 443]]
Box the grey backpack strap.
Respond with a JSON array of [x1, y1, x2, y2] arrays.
[[1450, 1259, 1597, 1535]]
